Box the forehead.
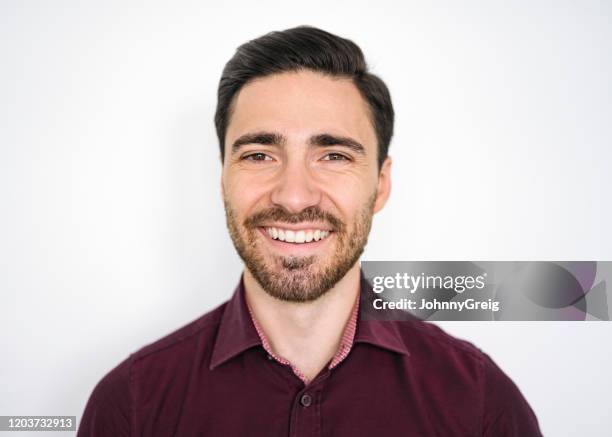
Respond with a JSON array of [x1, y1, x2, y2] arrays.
[[226, 70, 377, 150]]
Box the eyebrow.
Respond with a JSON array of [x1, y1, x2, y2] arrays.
[[231, 132, 285, 155], [308, 133, 366, 155], [230, 131, 366, 155]]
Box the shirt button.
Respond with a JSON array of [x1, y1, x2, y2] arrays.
[[300, 393, 312, 407]]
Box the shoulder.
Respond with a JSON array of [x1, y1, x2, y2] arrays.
[[77, 354, 132, 436], [396, 319, 485, 366], [124, 301, 228, 395], [77, 301, 228, 436], [132, 301, 226, 363], [394, 320, 542, 436], [393, 320, 525, 392]]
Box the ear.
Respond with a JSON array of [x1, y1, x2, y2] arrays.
[[373, 156, 392, 214]]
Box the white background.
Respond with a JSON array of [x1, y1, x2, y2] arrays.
[[1, 1, 611, 436]]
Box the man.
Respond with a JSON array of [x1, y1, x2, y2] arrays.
[[78, 26, 543, 436]]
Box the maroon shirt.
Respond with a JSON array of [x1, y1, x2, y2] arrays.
[[78, 272, 543, 436]]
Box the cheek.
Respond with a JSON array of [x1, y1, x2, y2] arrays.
[[224, 173, 269, 214], [320, 172, 376, 206], [323, 188, 369, 226]]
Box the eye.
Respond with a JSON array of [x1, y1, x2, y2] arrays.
[[322, 152, 350, 161], [242, 152, 273, 162]]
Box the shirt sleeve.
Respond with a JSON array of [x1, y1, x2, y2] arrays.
[[77, 356, 132, 437], [482, 352, 544, 437]]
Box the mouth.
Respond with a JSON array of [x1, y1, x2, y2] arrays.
[[257, 225, 334, 254]]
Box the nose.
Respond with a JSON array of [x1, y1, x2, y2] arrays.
[[270, 159, 321, 214]]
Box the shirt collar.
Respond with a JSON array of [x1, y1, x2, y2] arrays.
[[209, 273, 261, 370], [210, 270, 410, 370], [354, 271, 411, 357]]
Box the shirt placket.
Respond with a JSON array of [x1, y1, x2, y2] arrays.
[[246, 294, 359, 436], [288, 371, 329, 437]]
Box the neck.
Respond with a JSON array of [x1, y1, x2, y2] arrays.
[[243, 263, 361, 383]]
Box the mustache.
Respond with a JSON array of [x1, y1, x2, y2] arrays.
[[244, 206, 344, 232]]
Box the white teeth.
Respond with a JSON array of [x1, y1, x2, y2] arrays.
[[264, 227, 331, 244], [295, 230, 305, 243], [305, 230, 313, 242], [285, 230, 295, 242]]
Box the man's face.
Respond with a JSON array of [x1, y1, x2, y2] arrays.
[[221, 70, 391, 302]]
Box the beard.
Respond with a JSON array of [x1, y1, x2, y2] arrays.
[[224, 192, 377, 303]]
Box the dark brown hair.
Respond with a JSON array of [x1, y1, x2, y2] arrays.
[[214, 25, 394, 170]]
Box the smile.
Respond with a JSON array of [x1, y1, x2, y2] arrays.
[[265, 226, 331, 244], [260, 226, 332, 244]]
